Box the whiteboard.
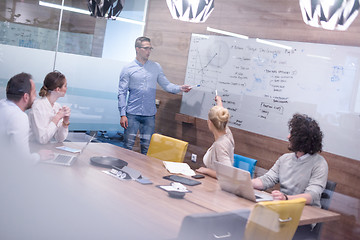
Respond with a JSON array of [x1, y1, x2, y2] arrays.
[[180, 34, 360, 161]]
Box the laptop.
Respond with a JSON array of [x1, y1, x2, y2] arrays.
[[214, 161, 273, 202], [42, 133, 95, 166]]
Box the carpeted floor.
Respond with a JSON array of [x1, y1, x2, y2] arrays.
[[92, 131, 125, 148]]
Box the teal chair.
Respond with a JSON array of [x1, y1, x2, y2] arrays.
[[233, 154, 257, 178]]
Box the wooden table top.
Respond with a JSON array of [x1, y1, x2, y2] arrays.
[[23, 142, 340, 239]]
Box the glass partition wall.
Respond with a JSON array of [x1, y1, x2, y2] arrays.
[[0, 0, 148, 132]]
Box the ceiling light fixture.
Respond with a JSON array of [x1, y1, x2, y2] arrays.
[[299, 0, 360, 30], [166, 0, 214, 23], [256, 38, 293, 50], [88, 0, 124, 18], [206, 27, 249, 39], [39, 1, 90, 15], [306, 54, 332, 60], [38, 1, 144, 25]]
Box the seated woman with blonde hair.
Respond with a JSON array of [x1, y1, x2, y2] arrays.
[[28, 71, 71, 144], [196, 96, 234, 178]]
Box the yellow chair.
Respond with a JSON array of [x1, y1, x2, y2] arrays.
[[146, 133, 188, 162], [244, 198, 306, 240]]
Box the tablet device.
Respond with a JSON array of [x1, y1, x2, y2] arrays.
[[163, 175, 201, 186]]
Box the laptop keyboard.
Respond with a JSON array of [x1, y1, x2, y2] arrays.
[[54, 154, 72, 163]]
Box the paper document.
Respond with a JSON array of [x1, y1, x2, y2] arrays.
[[163, 161, 195, 176]]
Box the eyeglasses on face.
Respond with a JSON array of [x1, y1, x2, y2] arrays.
[[138, 47, 154, 51]]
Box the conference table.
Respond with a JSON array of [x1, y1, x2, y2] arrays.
[[19, 142, 340, 239]]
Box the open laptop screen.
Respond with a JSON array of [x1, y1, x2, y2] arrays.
[[214, 161, 273, 202]]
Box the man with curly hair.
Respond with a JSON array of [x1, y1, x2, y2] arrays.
[[252, 113, 328, 207]]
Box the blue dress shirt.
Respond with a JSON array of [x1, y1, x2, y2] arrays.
[[118, 59, 181, 116]]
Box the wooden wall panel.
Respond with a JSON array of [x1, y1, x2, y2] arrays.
[[145, 0, 360, 239]]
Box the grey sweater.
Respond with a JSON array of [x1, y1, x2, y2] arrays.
[[259, 153, 328, 207]]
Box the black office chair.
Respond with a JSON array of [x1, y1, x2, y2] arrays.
[[176, 209, 250, 240], [292, 180, 337, 240], [320, 180, 337, 210]]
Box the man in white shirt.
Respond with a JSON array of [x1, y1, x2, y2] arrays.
[[0, 73, 53, 163]]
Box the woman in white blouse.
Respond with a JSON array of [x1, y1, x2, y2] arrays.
[[28, 71, 71, 144], [196, 96, 234, 178]]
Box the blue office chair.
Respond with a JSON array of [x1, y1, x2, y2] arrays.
[[293, 180, 337, 240], [233, 154, 257, 178]]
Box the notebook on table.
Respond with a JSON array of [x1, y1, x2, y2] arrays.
[[214, 161, 273, 202], [42, 133, 95, 166]]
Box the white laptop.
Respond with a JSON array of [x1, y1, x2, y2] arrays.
[[42, 134, 95, 166], [214, 161, 273, 202]]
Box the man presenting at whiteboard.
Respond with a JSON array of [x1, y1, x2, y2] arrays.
[[252, 113, 328, 208], [118, 37, 191, 154]]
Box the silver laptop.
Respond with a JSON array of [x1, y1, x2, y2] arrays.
[[43, 133, 95, 166], [214, 161, 273, 202]]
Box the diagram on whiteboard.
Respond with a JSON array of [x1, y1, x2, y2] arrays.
[[186, 39, 230, 90], [181, 33, 360, 161], [205, 40, 230, 68]]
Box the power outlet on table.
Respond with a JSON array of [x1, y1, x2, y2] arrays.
[[191, 154, 197, 163]]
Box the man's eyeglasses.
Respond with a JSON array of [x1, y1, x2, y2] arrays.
[[138, 47, 154, 51]]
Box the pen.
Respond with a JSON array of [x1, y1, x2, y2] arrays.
[[190, 84, 200, 89], [215, 90, 218, 96]]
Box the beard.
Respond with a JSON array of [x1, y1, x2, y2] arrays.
[[25, 99, 34, 110], [288, 141, 294, 152]]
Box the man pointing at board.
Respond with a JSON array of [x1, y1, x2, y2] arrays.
[[118, 37, 191, 154]]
